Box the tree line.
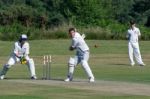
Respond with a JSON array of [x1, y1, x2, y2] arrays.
[[0, 0, 150, 40]]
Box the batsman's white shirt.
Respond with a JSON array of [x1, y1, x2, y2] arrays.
[[71, 32, 89, 52], [127, 27, 141, 43]]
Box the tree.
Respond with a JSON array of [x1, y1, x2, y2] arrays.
[[111, 0, 135, 23], [132, 0, 150, 26]]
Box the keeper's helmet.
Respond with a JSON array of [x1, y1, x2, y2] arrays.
[[19, 34, 27, 42]]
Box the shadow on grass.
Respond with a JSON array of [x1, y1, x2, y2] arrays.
[[111, 63, 129, 66]]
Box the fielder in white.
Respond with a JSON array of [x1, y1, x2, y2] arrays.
[[126, 20, 145, 66], [65, 28, 95, 82], [0, 34, 37, 79]]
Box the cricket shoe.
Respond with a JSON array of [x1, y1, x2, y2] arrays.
[[131, 63, 135, 66], [31, 75, 37, 80], [0, 75, 5, 80], [89, 77, 95, 83], [139, 63, 146, 66], [64, 77, 73, 82]]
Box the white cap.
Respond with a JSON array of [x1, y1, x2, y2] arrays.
[[21, 34, 27, 40]]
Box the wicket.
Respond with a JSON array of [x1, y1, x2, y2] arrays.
[[43, 55, 51, 80]]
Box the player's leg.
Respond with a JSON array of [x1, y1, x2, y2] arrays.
[[128, 42, 135, 66], [0, 56, 17, 79], [81, 51, 94, 82], [65, 57, 78, 82], [133, 43, 145, 66], [26, 58, 37, 79]]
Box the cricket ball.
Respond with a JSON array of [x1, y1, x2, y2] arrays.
[[94, 44, 98, 48]]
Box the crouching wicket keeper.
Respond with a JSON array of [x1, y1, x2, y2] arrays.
[[0, 34, 37, 80]]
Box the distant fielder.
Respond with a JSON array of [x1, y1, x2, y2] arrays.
[[0, 34, 37, 79], [65, 28, 95, 82], [126, 20, 145, 66]]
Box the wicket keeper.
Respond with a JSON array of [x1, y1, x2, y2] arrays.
[[65, 28, 95, 82], [0, 34, 37, 79]]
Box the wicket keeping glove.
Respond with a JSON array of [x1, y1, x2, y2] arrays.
[[20, 57, 27, 64]]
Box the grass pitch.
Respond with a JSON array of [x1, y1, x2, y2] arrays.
[[0, 40, 150, 99]]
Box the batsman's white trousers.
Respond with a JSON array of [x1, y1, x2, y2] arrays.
[[68, 50, 94, 79], [6, 54, 36, 77], [128, 42, 144, 65]]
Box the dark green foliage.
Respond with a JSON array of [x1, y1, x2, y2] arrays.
[[0, 0, 150, 40]]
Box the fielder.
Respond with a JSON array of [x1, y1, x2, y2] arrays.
[[65, 28, 95, 82], [0, 34, 37, 79], [126, 20, 145, 66]]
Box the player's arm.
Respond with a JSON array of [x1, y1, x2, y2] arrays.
[[69, 38, 78, 51], [126, 31, 130, 40], [13, 43, 22, 58], [69, 46, 75, 51], [20, 43, 29, 64], [24, 43, 30, 57]]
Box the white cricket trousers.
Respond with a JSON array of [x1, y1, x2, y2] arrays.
[[4, 55, 36, 77], [68, 51, 94, 79], [128, 42, 144, 65]]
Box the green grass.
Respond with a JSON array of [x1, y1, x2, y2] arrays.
[[0, 40, 150, 99], [0, 81, 150, 99]]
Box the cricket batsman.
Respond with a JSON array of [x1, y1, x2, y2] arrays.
[[126, 20, 145, 66], [65, 28, 95, 82], [0, 34, 37, 80]]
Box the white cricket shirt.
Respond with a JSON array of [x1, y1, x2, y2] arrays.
[[127, 27, 141, 43], [13, 41, 29, 57], [71, 32, 89, 52]]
